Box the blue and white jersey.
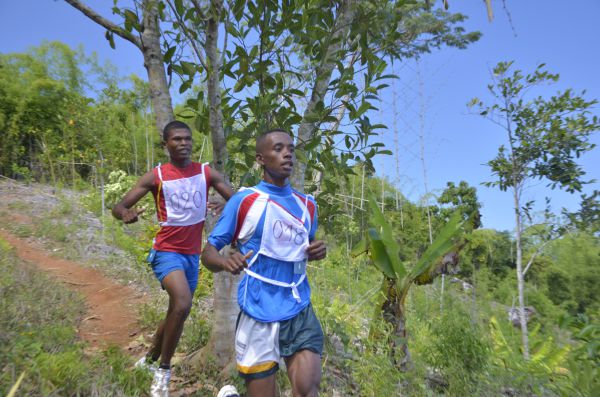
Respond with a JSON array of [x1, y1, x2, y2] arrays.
[[207, 180, 317, 322]]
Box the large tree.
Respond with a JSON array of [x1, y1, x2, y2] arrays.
[[470, 61, 599, 359], [65, 0, 174, 137]]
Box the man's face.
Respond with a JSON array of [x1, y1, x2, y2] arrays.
[[256, 131, 295, 181], [164, 128, 192, 161]]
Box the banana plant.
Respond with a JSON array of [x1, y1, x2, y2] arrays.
[[352, 192, 469, 369]]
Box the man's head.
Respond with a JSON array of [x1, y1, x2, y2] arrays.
[[162, 120, 193, 164], [255, 129, 295, 186], [162, 120, 191, 142]]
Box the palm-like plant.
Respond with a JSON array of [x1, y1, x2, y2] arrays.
[[352, 192, 470, 369]]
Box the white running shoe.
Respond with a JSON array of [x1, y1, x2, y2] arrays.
[[150, 367, 171, 397], [134, 355, 158, 374], [217, 385, 240, 397]]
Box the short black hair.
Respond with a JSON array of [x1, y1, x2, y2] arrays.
[[162, 120, 191, 141], [255, 128, 290, 153]]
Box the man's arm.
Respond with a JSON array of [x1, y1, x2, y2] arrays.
[[112, 171, 155, 224], [201, 243, 252, 274], [305, 198, 325, 261], [209, 167, 234, 200]]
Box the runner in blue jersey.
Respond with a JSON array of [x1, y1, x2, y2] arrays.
[[202, 129, 327, 397]]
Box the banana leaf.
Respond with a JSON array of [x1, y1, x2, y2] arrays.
[[364, 228, 399, 279], [366, 192, 405, 279], [409, 210, 465, 280]]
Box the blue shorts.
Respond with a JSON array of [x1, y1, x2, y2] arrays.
[[147, 249, 200, 294]]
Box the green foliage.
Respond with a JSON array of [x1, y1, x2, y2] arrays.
[[313, 294, 363, 350], [422, 301, 490, 395], [547, 232, 600, 315], [350, 337, 406, 396], [488, 315, 570, 392], [0, 42, 158, 187], [104, 169, 154, 215], [438, 180, 482, 228], [556, 314, 600, 396], [563, 190, 600, 233]]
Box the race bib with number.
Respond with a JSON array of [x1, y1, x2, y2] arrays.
[[160, 173, 207, 226]]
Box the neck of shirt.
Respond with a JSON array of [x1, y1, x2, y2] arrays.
[[258, 180, 293, 197]]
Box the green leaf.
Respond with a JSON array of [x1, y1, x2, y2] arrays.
[[163, 46, 176, 63], [366, 192, 405, 279], [350, 236, 367, 257], [366, 228, 396, 278], [174, 0, 184, 15], [181, 61, 196, 77], [123, 9, 140, 31], [179, 80, 192, 93], [104, 30, 115, 49], [233, 0, 245, 21], [409, 211, 465, 279]]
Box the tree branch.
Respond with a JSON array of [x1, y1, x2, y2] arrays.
[[166, 0, 209, 71], [64, 0, 141, 49], [522, 239, 552, 276]]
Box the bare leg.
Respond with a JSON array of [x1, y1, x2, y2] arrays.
[[246, 374, 277, 397], [157, 270, 192, 366], [285, 350, 321, 397], [147, 319, 165, 361]]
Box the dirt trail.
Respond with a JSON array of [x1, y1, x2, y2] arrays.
[[0, 228, 147, 351]]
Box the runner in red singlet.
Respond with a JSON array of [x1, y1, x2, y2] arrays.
[[112, 120, 233, 397]]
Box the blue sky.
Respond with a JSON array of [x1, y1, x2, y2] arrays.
[[1, 1, 598, 231]]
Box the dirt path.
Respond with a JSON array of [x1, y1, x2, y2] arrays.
[[0, 227, 147, 352]]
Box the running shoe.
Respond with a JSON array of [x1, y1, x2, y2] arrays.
[[134, 355, 158, 374], [217, 384, 240, 397], [150, 367, 171, 397]]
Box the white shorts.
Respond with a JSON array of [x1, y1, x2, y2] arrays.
[[235, 304, 323, 379], [235, 311, 280, 378]]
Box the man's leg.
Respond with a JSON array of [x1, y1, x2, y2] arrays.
[[246, 374, 277, 397], [158, 269, 193, 366], [147, 319, 165, 361], [285, 349, 321, 397]]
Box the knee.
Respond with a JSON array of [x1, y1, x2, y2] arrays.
[[171, 296, 192, 318], [292, 382, 319, 397]]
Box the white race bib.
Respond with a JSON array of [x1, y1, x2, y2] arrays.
[[160, 173, 207, 226], [259, 199, 309, 263]]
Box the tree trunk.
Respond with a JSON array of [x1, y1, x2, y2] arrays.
[[186, 254, 241, 374], [202, 0, 240, 370], [140, 0, 174, 135], [291, 0, 356, 191], [513, 186, 530, 359], [379, 278, 412, 371], [206, 0, 228, 174], [65, 0, 174, 139]]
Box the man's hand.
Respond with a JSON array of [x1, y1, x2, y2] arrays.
[[207, 200, 225, 217], [306, 240, 326, 261], [121, 207, 145, 224], [220, 250, 254, 275]]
